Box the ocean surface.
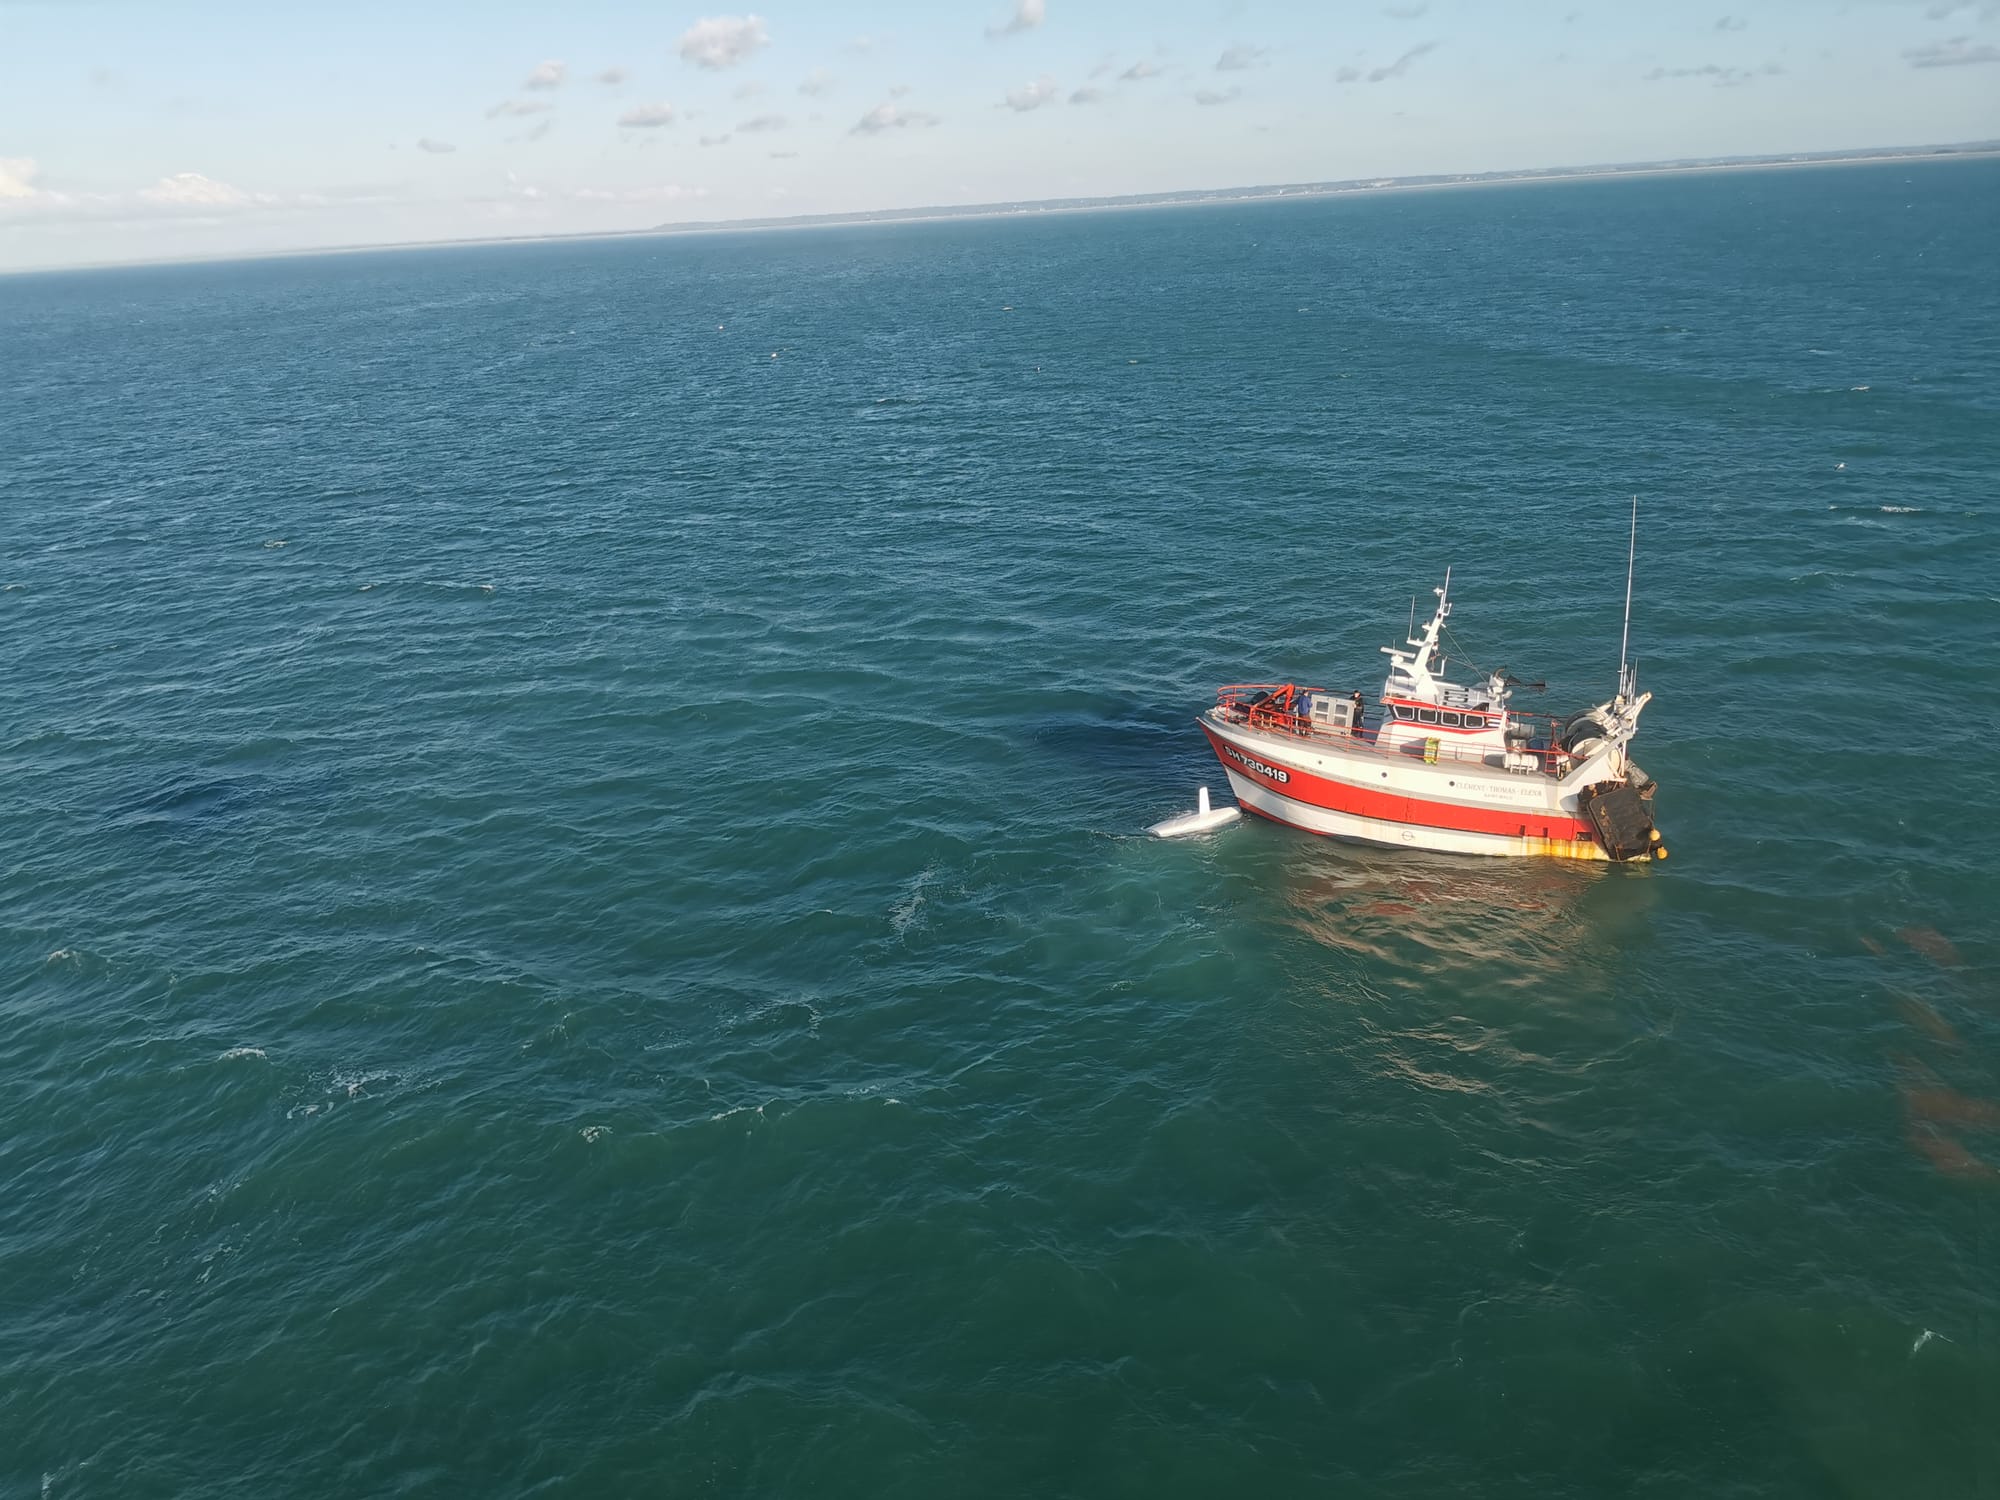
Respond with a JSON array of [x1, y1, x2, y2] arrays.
[[3, 157, 1997, 1497]]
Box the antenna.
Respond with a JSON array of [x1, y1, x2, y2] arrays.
[[1617, 496, 1637, 700]]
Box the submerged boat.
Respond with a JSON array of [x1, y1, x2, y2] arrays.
[[1199, 560, 1666, 863]]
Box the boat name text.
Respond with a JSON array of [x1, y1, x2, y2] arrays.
[[1222, 743, 1290, 784]]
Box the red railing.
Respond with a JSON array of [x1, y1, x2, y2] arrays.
[[1214, 684, 1572, 776]]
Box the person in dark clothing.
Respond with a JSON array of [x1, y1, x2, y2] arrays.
[[1350, 691, 1366, 738]]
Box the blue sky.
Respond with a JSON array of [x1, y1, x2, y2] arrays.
[[2, 0, 1997, 269]]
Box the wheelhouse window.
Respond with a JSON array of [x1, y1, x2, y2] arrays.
[[1440, 711, 1462, 728], [1417, 708, 1439, 725]]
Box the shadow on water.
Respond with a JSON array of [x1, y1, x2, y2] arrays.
[[105, 766, 344, 838], [1024, 698, 1210, 797], [109, 777, 260, 832]]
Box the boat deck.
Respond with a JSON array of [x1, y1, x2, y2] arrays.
[[1211, 708, 1566, 785]]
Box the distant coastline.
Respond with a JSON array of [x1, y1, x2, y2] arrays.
[[643, 141, 2000, 238], [10, 141, 1998, 275]]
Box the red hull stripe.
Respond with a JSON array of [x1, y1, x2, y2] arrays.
[[1202, 723, 1595, 842]]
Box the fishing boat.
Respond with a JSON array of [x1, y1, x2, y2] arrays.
[[1198, 523, 1666, 862]]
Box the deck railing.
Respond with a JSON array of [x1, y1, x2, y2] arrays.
[[1214, 684, 1571, 777]]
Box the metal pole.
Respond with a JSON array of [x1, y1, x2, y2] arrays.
[[1618, 496, 1637, 698]]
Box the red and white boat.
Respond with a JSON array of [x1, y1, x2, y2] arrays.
[[1199, 569, 1667, 862]]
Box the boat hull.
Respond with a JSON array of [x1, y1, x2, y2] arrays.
[[1199, 716, 1614, 861]]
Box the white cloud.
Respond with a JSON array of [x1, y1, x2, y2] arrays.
[[987, 0, 1046, 39], [738, 112, 789, 131], [139, 172, 264, 207], [851, 102, 939, 134], [486, 98, 553, 118], [513, 119, 555, 142], [597, 67, 629, 85], [1905, 35, 2000, 65], [799, 68, 835, 96], [1004, 76, 1059, 111], [1068, 85, 1104, 104], [525, 60, 567, 90], [572, 183, 707, 203], [678, 15, 770, 70], [1194, 85, 1242, 105], [0, 156, 43, 200], [416, 137, 457, 154], [700, 133, 732, 146], [26, 172, 428, 245], [499, 171, 545, 201], [618, 102, 678, 127], [1121, 59, 1161, 81], [0, 165, 393, 231], [1216, 46, 1265, 72]]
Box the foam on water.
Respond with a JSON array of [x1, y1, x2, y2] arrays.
[[889, 864, 939, 938]]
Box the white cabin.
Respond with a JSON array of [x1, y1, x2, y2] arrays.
[[1373, 574, 1537, 771]]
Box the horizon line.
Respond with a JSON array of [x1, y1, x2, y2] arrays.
[[5, 138, 1997, 280]]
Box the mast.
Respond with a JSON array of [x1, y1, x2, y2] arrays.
[[1381, 569, 1454, 699], [1617, 496, 1637, 703]]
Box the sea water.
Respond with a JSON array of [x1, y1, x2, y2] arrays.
[[2, 158, 1996, 1497]]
